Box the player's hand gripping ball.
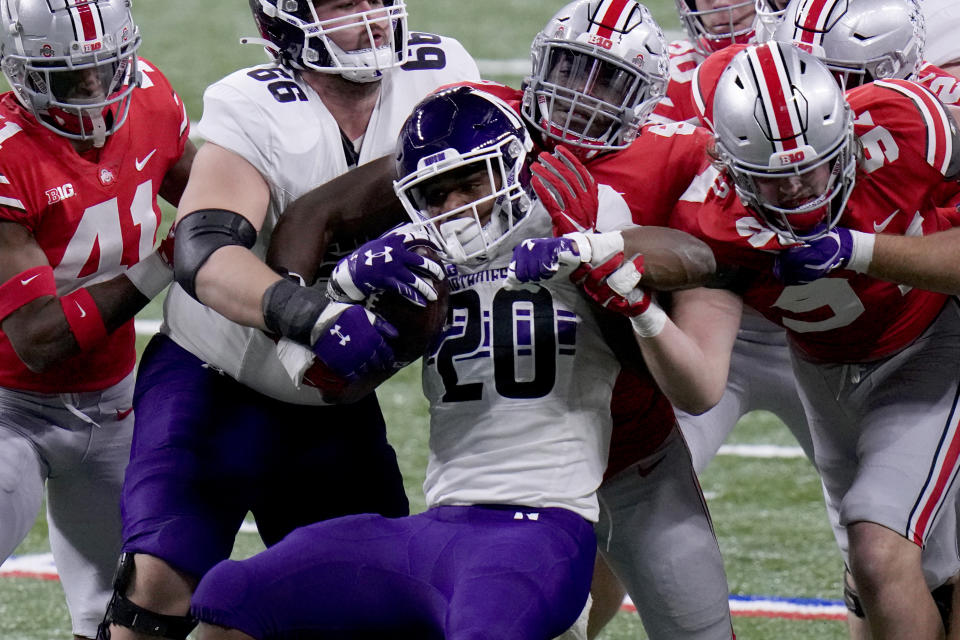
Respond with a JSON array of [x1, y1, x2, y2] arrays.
[[365, 243, 450, 366]]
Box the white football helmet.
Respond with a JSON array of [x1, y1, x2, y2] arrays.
[[675, 0, 756, 55], [0, 0, 140, 147], [772, 0, 925, 89], [246, 0, 408, 83], [395, 86, 535, 265], [712, 42, 856, 241], [522, 0, 668, 154]]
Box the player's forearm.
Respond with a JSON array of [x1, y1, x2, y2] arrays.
[[619, 226, 716, 290], [636, 287, 741, 414], [636, 319, 728, 415], [194, 245, 283, 330], [3, 277, 150, 372], [869, 230, 960, 294], [266, 156, 404, 285]]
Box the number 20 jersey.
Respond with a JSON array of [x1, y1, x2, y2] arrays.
[[162, 33, 479, 404], [421, 190, 632, 522], [0, 60, 189, 392]]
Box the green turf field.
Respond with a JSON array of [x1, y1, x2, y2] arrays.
[[0, 2, 849, 638]]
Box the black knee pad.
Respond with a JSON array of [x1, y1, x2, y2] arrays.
[[96, 553, 197, 640], [843, 567, 866, 619], [932, 580, 954, 634]]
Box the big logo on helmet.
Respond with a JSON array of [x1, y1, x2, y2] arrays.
[[588, 34, 613, 49]]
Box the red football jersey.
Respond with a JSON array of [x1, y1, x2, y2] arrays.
[[674, 79, 956, 362], [916, 62, 960, 106], [650, 39, 706, 125], [0, 59, 189, 392]]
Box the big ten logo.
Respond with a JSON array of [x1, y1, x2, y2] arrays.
[[779, 149, 807, 166], [587, 34, 614, 50], [46, 183, 75, 204], [82, 40, 103, 53]]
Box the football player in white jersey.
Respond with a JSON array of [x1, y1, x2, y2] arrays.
[[99, 2, 479, 640], [0, 1, 194, 638], [187, 83, 736, 640]]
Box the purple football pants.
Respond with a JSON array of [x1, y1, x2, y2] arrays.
[[120, 334, 408, 579], [192, 504, 596, 639]]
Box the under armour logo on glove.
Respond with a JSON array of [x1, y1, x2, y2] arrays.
[[506, 236, 583, 288], [329, 323, 351, 346], [363, 247, 393, 265], [312, 305, 398, 382], [328, 229, 445, 307]]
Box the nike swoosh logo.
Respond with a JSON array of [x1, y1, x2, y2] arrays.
[[135, 149, 157, 171], [20, 274, 38, 285], [116, 407, 133, 420], [74, 301, 86, 318], [874, 209, 899, 233]]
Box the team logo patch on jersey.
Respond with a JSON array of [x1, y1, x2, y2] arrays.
[[99, 168, 115, 185], [45, 183, 75, 204]]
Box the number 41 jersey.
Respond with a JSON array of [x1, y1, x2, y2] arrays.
[[0, 60, 189, 393]]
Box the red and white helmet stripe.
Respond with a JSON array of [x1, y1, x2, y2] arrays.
[[591, 0, 634, 39], [789, 0, 843, 49], [876, 79, 954, 175], [66, 0, 105, 48], [748, 43, 805, 154]]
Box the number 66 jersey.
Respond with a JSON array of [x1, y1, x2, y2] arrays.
[[0, 60, 188, 393], [162, 33, 479, 404]]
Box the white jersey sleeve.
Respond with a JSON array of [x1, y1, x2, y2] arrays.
[[163, 34, 480, 405]]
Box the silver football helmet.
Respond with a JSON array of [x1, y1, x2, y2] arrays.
[[675, 0, 756, 55], [522, 0, 668, 154], [772, 0, 925, 89], [246, 0, 408, 83], [0, 0, 140, 147], [712, 42, 856, 241]]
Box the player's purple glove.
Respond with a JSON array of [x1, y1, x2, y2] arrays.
[[506, 236, 583, 285], [773, 227, 854, 285], [328, 230, 445, 307], [309, 304, 398, 384]]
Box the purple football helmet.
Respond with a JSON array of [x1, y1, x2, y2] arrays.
[[394, 86, 535, 264]]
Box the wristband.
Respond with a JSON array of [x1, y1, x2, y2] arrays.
[[846, 230, 875, 274], [261, 277, 327, 345], [0, 265, 56, 321], [60, 288, 108, 350], [124, 251, 174, 299], [629, 299, 668, 338]]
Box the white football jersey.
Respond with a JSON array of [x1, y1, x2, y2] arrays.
[[422, 186, 631, 522], [162, 34, 479, 404]]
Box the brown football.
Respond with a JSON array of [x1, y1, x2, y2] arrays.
[[366, 254, 450, 365], [311, 246, 450, 404]]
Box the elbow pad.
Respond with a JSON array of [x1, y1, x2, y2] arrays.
[[173, 209, 257, 300]]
